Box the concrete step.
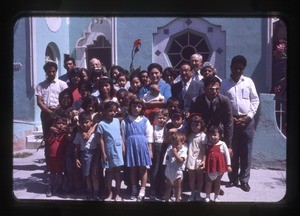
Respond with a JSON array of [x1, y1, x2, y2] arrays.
[[26, 134, 44, 149]]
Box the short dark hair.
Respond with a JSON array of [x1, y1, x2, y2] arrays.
[[103, 100, 119, 111], [43, 61, 58, 71], [171, 108, 185, 119], [203, 75, 221, 88], [231, 55, 247, 67], [64, 56, 75, 65], [147, 63, 163, 73], [79, 111, 92, 122]]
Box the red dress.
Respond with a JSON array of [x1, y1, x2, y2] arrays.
[[45, 130, 67, 173], [206, 144, 227, 173]]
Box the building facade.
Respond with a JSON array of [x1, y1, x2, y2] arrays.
[[13, 16, 286, 169]]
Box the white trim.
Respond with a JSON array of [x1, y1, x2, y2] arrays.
[[112, 17, 117, 65], [29, 17, 37, 87], [266, 18, 273, 92]]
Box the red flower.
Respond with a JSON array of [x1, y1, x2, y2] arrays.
[[134, 39, 142, 47]]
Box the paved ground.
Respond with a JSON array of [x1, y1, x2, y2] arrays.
[[12, 148, 286, 204]]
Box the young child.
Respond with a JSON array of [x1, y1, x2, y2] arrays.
[[97, 101, 125, 201], [121, 98, 153, 201], [143, 83, 165, 103], [64, 120, 82, 195], [204, 125, 232, 202], [128, 72, 142, 95], [160, 108, 186, 200], [186, 114, 207, 201], [164, 108, 186, 140], [72, 80, 93, 112], [73, 111, 100, 200], [116, 88, 130, 121], [163, 132, 188, 202], [143, 83, 165, 124], [97, 76, 118, 104], [44, 112, 69, 197], [165, 97, 180, 120], [149, 108, 169, 200], [114, 71, 130, 91], [139, 70, 150, 89]]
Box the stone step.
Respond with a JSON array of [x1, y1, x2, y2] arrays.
[[26, 134, 44, 149]]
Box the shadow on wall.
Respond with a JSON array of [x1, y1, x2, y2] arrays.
[[252, 93, 286, 170]]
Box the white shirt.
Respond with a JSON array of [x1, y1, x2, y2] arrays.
[[143, 93, 165, 103], [173, 69, 203, 84], [208, 140, 231, 166], [191, 69, 203, 82], [163, 143, 188, 171], [186, 132, 207, 170], [153, 124, 165, 144], [120, 115, 154, 143], [35, 78, 68, 109], [182, 79, 192, 92], [220, 75, 259, 119]]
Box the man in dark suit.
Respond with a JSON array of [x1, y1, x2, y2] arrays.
[[171, 62, 204, 118], [190, 76, 233, 153], [190, 76, 233, 196]]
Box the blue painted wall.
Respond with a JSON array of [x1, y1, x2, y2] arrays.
[[13, 17, 35, 122], [116, 17, 174, 71], [13, 17, 285, 169]]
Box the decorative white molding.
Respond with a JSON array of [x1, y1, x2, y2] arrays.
[[153, 17, 226, 79], [45, 17, 62, 32], [75, 17, 112, 68]]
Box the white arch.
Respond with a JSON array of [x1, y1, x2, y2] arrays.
[[75, 17, 112, 68]]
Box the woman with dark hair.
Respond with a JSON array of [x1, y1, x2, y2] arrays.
[[96, 76, 118, 104]]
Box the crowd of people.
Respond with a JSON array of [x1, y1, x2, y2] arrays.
[[35, 53, 259, 202]]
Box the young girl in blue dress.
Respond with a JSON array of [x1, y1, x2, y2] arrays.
[[97, 101, 125, 201], [121, 98, 153, 201]]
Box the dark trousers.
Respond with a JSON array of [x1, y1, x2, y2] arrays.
[[41, 110, 54, 138], [228, 119, 255, 184], [149, 143, 165, 197]]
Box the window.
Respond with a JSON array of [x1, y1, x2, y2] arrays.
[[166, 30, 211, 69]]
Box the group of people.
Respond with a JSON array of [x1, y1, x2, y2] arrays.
[[35, 53, 259, 202]]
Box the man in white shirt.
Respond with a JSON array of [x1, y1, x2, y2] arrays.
[[35, 61, 68, 138], [220, 55, 260, 192]]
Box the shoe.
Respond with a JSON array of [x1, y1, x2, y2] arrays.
[[219, 189, 225, 196], [204, 197, 210, 203], [115, 195, 122, 202], [214, 197, 221, 202], [187, 191, 195, 201], [46, 186, 52, 197], [137, 196, 144, 202], [105, 194, 113, 201], [170, 196, 176, 202], [241, 183, 250, 192], [226, 181, 239, 188]]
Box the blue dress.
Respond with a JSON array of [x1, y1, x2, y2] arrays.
[[97, 118, 124, 169], [124, 116, 152, 167]]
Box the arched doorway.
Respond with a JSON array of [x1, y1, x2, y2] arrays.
[[86, 35, 112, 70]]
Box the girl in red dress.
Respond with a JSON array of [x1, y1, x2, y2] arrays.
[[205, 125, 232, 202]]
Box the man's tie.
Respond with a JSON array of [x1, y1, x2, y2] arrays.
[[182, 82, 187, 98], [208, 101, 214, 125]]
